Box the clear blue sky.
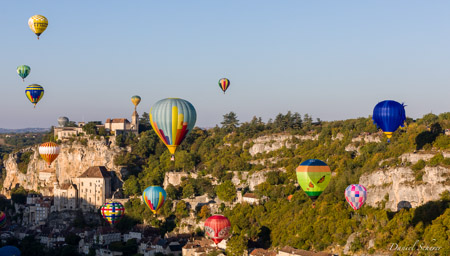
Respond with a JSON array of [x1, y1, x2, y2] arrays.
[[1, 1, 450, 129]]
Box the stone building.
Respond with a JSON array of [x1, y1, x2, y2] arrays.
[[23, 194, 52, 226], [53, 183, 78, 211], [76, 166, 112, 212], [105, 110, 139, 135], [52, 166, 112, 212], [54, 122, 85, 139]]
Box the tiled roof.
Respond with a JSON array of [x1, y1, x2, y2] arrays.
[[250, 248, 277, 256], [78, 166, 111, 178], [243, 193, 258, 199], [106, 118, 130, 123]]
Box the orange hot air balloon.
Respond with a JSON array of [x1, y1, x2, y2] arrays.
[[39, 142, 60, 167]]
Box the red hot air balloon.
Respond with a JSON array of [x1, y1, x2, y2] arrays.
[[204, 215, 231, 245]]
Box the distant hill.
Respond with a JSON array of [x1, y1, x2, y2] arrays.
[[0, 128, 50, 134]]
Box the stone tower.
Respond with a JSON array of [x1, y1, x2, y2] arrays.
[[131, 110, 139, 134]]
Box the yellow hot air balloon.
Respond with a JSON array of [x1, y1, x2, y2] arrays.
[[28, 15, 48, 39], [131, 95, 141, 111], [39, 142, 60, 167]]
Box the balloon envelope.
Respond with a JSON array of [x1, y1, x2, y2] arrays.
[[150, 98, 197, 156], [204, 215, 231, 244], [17, 65, 31, 81], [218, 78, 230, 93], [57, 117, 69, 127], [372, 100, 406, 140], [131, 95, 141, 108], [39, 142, 60, 166], [345, 184, 367, 210], [28, 15, 48, 39], [296, 159, 331, 202], [0, 246, 20, 256], [101, 202, 125, 225], [0, 211, 6, 229], [25, 84, 44, 107], [142, 186, 167, 214]]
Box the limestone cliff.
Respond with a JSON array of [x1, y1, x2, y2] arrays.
[[359, 165, 450, 211], [2, 138, 123, 197]]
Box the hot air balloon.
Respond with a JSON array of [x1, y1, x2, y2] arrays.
[[345, 184, 367, 211], [218, 78, 230, 94], [0, 211, 6, 229], [142, 186, 166, 214], [131, 95, 141, 111], [0, 246, 21, 256], [373, 100, 406, 142], [17, 65, 31, 82], [150, 98, 197, 161], [25, 84, 44, 108], [39, 142, 60, 167], [296, 159, 331, 207], [204, 215, 231, 245], [28, 15, 48, 39], [101, 202, 125, 225], [57, 117, 69, 127]]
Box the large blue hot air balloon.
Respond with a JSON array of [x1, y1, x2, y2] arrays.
[[0, 245, 21, 256], [373, 100, 406, 141]]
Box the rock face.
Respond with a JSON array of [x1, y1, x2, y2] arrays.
[[2, 138, 123, 197], [359, 166, 450, 211], [248, 134, 318, 156]]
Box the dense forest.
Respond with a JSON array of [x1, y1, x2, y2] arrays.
[[112, 111, 450, 255], [3, 111, 450, 255]]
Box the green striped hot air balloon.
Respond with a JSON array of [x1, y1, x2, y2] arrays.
[[296, 159, 331, 208], [17, 65, 31, 82]]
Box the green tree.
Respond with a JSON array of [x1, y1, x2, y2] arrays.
[[225, 234, 248, 256], [221, 112, 240, 131], [182, 183, 195, 199], [82, 121, 101, 135], [123, 175, 140, 196], [216, 180, 236, 202], [197, 205, 211, 220], [175, 200, 189, 219]]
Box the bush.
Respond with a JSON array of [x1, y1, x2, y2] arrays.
[[17, 151, 33, 174], [411, 160, 426, 171]]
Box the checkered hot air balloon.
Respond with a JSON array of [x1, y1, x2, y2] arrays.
[[39, 142, 60, 167], [345, 184, 367, 211], [0, 211, 6, 229], [142, 186, 166, 214], [101, 202, 125, 225], [28, 15, 48, 39], [204, 215, 231, 245], [218, 78, 230, 94]]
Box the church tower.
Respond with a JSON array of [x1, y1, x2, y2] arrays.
[[131, 110, 139, 134]]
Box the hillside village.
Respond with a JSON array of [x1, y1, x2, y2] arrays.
[[0, 111, 449, 255]]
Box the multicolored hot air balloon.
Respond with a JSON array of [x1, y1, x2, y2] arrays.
[[17, 65, 31, 82], [150, 98, 197, 160], [131, 95, 141, 111], [0, 246, 21, 256], [204, 215, 231, 245], [296, 159, 331, 207], [0, 211, 6, 229], [101, 202, 125, 225], [39, 142, 60, 167], [345, 184, 367, 211], [218, 78, 230, 94], [373, 100, 406, 142], [142, 186, 166, 214], [25, 84, 44, 108], [28, 15, 48, 39]]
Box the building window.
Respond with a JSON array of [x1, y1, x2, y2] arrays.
[[90, 182, 92, 187]]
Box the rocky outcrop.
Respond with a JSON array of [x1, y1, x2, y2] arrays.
[[163, 172, 198, 188], [401, 152, 450, 164], [2, 138, 123, 197], [359, 166, 450, 211], [352, 133, 382, 143], [248, 134, 318, 156]]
